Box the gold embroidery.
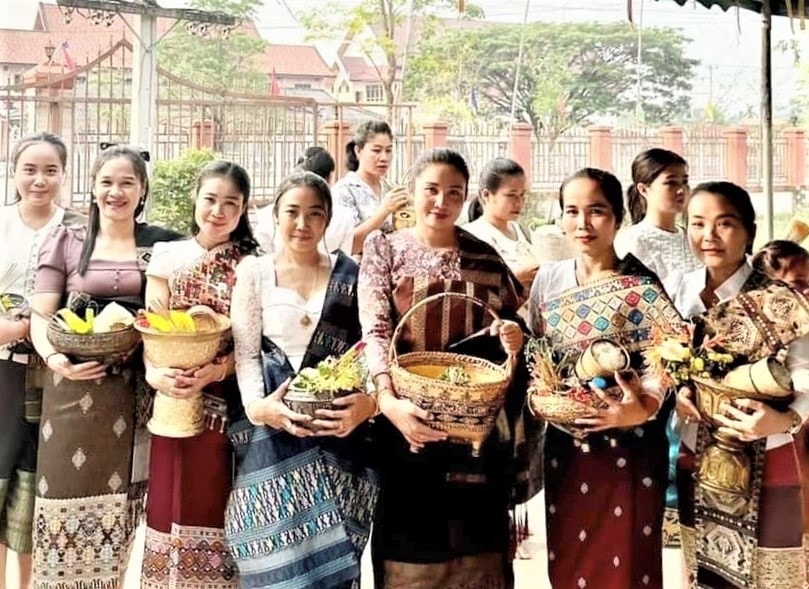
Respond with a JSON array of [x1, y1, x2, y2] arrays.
[[680, 525, 698, 589], [755, 546, 804, 589]]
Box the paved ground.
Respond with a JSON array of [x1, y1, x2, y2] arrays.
[[122, 491, 685, 588]]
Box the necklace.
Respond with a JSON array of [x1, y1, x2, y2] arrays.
[[277, 252, 320, 327]]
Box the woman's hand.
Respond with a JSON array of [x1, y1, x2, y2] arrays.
[[675, 386, 701, 424], [379, 390, 447, 452], [574, 370, 655, 431], [46, 353, 108, 381], [312, 393, 377, 437], [713, 399, 795, 441], [247, 378, 313, 437], [382, 186, 410, 215], [172, 362, 226, 397], [0, 317, 29, 347], [490, 319, 524, 356]]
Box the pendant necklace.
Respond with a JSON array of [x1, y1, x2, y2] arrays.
[[299, 261, 319, 327]]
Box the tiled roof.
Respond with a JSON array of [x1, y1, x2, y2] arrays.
[[341, 56, 383, 82], [260, 44, 333, 78]]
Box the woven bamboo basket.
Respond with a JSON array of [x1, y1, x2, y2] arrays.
[[389, 292, 513, 456], [528, 385, 623, 437], [691, 376, 792, 427], [47, 322, 140, 363], [136, 315, 231, 370], [136, 314, 231, 439]]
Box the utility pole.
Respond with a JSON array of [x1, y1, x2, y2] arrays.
[[635, 0, 644, 122]]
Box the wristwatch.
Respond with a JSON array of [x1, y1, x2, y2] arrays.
[[784, 408, 804, 435]]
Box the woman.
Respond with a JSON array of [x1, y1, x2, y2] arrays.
[[29, 145, 181, 589], [359, 148, 530, 588], [529, 168, 682, 589], [752, 240, 809, 584], [616, 148, 703, 551], [675, 183, 809, 589], [332, 120, 409, 254], [0, 133, 82, 589], [254, 147, 355, 255], [617, 148, 702, 290], [226, 171, 379, 589], [463, 157, 539, 291], [140, 161, 258, 589]]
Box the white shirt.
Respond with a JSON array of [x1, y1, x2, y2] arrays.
[[463, 218, 538, 271], [615, 220, 702, 286], [0, 204, 66, 363], [253, 204, 355, 256], [672, 262, 809, 450]]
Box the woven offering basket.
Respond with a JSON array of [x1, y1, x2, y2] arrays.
[[47, 322, 140, 364], [136, 314, 231, 438], [528, 385, 623, 437], [284, 385, 356, 432], [389, 292, 513, 457]]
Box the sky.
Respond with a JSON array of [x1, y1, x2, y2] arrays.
[[13, 0, 809, 119]]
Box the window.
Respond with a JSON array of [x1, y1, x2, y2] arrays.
[[365, 84, 384, 103], [293, 83, 312, 90]]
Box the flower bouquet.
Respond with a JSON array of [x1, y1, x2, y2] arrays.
[[285, 341, 367, 431]]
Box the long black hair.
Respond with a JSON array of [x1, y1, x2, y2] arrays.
[[345, 120, 393, 172], [691, 181, 757, 255], [411, 148, 470, 195], [559, 167, 625, 226], [470, 157, 526, 222], [627, 148, 688, 224], [190, 160, 259, 255], [11, 132, 68, 203], [78, 145, 150, 275]]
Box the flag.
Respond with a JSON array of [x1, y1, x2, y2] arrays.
[[61, 41, 76, 71], [469, 87, 479, 114], [269, 67, 281, 96]]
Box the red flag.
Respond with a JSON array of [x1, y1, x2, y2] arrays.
[[269, 67, 281, 96], [61, 41, 76, 71]]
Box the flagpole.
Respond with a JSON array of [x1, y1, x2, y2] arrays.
[[510, 0, 531, 122]]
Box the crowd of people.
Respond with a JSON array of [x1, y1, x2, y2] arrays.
[[1, 121, 809, 589]]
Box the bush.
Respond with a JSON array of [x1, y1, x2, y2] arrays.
[[147, 148, 218, 234]]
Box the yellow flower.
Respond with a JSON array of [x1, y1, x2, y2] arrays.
[[691, 357, 705, 372], [659, 339, 692, 363]]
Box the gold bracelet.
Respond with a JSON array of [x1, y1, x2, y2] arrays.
[[217, 365, 228, 382]]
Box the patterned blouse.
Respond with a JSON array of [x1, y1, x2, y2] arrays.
[[332, 171, 393, 233]]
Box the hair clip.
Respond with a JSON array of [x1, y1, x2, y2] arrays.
[[98, 142, 151, 162]]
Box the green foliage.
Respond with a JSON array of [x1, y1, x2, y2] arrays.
[[158, 0, 267, 95], [406, 22, 698, 140], [299, 0, 483, 110], [148, 149, 218, 235]]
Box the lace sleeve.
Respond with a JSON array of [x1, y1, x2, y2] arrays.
[[231, 255, 266, 410], [358, 231, 394, 378]]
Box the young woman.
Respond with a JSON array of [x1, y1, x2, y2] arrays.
[[332, 120, 409, 254], [615, 148, 702, 550], [674, 183, 809, 589], [529, 168, 682, 589], [359, 148, 530, 588], [616, 148, 701, 287], [29, 145, 180, 589], [0, 133, 82, 589], [140, 161, 259, 589], [463, 158, 539, 291], [226, 171, 378, 589], [255, 147, 355, 255]]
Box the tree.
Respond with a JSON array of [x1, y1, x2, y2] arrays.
[[299, 0, 483, 116], [406, 22, 698, 141], [158, 0, 268, 95]]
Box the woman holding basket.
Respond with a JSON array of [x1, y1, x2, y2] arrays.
[[140, 161, 259, 589], [28, 145, 180, 588], [359, 148, 533, 588], [528, 168, 683, 589], [226, 171, 378, 589]]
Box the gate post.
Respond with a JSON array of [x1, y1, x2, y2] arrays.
[[325, 120, 351, 174], [723, 127, 748, 187]]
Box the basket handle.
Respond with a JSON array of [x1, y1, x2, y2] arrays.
[[387, 291, 514, 371]]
